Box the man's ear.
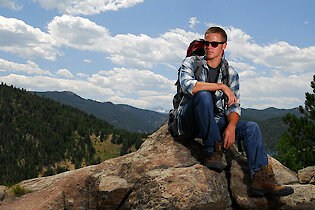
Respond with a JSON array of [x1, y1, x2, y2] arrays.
[[222, 42, 227, 50]]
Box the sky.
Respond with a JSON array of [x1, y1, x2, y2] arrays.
[[0, 0, 314, 112]]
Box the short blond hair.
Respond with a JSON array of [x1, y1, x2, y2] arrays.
[[205, 27, 227, 42]]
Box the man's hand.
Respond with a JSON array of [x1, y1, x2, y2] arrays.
[[221, 84, 237, 107], [223, 112, 239, 149], [223, 124, 236, 149]]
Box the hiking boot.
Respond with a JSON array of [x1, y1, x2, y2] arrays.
[[203, 141, 225, 172], [250, 165, 294, 197]]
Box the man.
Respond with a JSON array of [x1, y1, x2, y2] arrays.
[[177, 26, 294, 197]]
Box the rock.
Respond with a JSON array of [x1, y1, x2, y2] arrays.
[[0, 124, 314, 209], [228, 144, 315, 210], [278, 184, 315, 209], [229, 159, 269, 209], [268, 156, 299, 185], [122, 164, 231, 209], [0, 186, 7, 202], [90, 174, 134, 209], [298, 166, 315, 184]]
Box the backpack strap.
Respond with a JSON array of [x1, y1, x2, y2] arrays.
[[221, 58, 230, 108], [221, 58, 229, 86], [193, 56, 204, 80]]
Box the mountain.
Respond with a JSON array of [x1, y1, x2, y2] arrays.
[[240, 107, 301, 122], [36, 90, 301, 153], [35, 91, 168, 133], [1, 125, 314, 209], [0, 84, 145, 186], [240, 107, 301, 154]]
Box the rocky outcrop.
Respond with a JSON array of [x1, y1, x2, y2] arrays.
[[1, 124, 314, 209], [298, 166, 315, 184]]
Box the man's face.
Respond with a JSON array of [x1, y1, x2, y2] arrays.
[[204, 33, 227, 60]]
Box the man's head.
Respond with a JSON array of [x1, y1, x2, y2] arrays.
[[204, 27, 227, 43], [204, 27, 227, 61]]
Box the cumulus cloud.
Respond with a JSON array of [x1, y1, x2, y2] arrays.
[[84, 67, 176, 108], [240, 71, 313, 109], [84, 59, 92, 63], [48, 15, 201, 68], [1, 15, 314, 110], [34, 0, 144, 15], [77, 73, 89, 78], [0, 0, 22, 10], [0, 16, 59, 60], [189, 17, 200, 29], [0, 73, 115, 100], [224, 26, 315, 73], [88, 67, 175, 95], [57, 68, 74, 78], [0, 58, 52, 75], [0, 62, 176, 110]]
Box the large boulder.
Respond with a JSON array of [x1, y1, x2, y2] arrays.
[[228, 144, 314, 210], [0, 124, 314, 209], [298, 166, 315, 184]]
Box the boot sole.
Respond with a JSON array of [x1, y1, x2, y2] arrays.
[[250, 186, 294, 197]]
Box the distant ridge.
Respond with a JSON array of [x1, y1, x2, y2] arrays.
[[35, 91, 168, 133], [36, 90, 301, 153], [240, 107, 301, 122]]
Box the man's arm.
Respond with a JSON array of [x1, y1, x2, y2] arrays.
[[192, 81, 237, 107], [223, 112, 239, 149]]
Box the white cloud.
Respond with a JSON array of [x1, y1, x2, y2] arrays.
[[47, 16, 315, 74], [189, 17, 200, 29], [84, 59, 92, 63], [57, 68, 74, 78], [1, 16, 314, 110], [34, 0, 144, 15], [88, 67, 175, 94], [0, 0, 22, 10], [224, 26, 315, 73], [48, 15, 201, 68], [0, 62, 176, 110], [0, 58, 52, 75], [0, 16, 59, 60], [86, 67, 176, 108], [0, 73, 115, 100], [228, 60, 256, 72], [77, 73, 88, 77], [240, 71, 313, 109]]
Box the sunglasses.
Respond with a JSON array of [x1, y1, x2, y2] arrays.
[[204, 41, 225, 48]]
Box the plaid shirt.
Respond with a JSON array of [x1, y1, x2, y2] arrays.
[[178, 55, 241, 123]]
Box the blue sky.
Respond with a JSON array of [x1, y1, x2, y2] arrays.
[[0, 0, 314, 112]]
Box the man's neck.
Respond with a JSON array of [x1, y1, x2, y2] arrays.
[[206, 57, 222, 69]]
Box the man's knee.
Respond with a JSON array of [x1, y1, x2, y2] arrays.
[[194, 91, 213, 105], [247, 121, 260, 131], [246, 121, 263, 140]]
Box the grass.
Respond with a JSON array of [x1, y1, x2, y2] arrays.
[[11, 184, 32, 196], [91, 134, 121, 162]]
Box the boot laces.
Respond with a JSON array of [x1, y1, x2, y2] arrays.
[[262, 166, 277, 184]]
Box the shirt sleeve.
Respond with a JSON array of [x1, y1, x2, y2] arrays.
[[225, 66, 241, 117], [179, 57, 198, 96]]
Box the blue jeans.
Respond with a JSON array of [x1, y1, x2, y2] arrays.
[[179, 91, 268, 176]]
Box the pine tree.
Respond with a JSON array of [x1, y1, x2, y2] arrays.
[[276, 75, 315, 171]]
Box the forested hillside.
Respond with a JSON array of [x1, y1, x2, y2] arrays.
[[37, 91, 301, 154], [36, 91, 168, 133], [240, 107, 301, 154], [0, 83, 146, 186]]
